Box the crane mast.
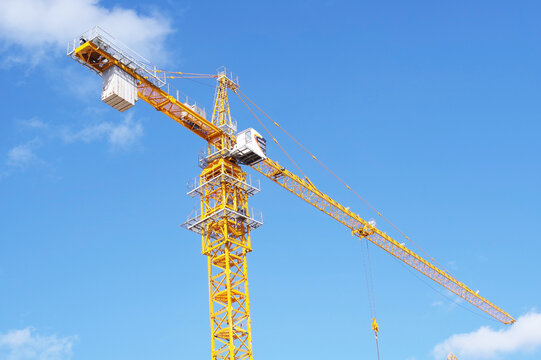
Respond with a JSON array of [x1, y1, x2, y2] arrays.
[[194, 71, 257, 360], [195, 156, 256, 360], [211, 70, 238, 150], [67, 26, 515, 360]]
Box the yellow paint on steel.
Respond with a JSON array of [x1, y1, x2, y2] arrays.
[[211, 75, 237, 152], [69, 34, 515, 360], [250, 157, 515, 324], [200, 158, 254, 360], [71, 41, 226, 147], [200, 74, 254, 360], [73, 39, 256, 356]]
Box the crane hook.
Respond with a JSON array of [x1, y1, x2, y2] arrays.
[[371, 318, 381, 359], [371, 317, 379, 338]]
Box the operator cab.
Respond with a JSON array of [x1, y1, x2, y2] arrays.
[[231, 128, 267, 165]]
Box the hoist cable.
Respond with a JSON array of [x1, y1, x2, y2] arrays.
[[360, 239, 376, 317], [237, 87, 384, 358], [235, 88, 449, 273], [365, 240, 377, 318], [360, 239, 380, 360], [234, 91, 308, 180], [375, 336, 381, 360]]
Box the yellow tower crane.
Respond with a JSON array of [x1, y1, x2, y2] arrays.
[[68, 27, 515, 360]]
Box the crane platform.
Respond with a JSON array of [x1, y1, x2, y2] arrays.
[[181, 207, 263, 236], [186, 173, 261, 198]]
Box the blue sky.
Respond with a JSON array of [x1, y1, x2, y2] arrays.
[[1, 1, 540, 359]]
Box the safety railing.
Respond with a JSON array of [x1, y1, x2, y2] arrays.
[[67, 26, 166, 88]]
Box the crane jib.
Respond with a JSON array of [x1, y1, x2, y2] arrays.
[[68, 27, 515, 329], [69, 39, 225, 145], [250, 158, 515, 325]]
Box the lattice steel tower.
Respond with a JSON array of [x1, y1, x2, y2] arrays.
[[182, 69, 262, 360], [68, 26, 516, 360]]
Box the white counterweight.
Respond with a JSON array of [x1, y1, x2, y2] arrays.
[[101, 66, 138, 112]]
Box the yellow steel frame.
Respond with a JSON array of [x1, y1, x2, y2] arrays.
[[200, 73, 254, 359], [73, 39, 257, 359], [200, 158, 254, 360], [209, 74, 237, 155], [71, 41, 226, 146], [69, 35, 515, 360], [250, 158, 515, 324]]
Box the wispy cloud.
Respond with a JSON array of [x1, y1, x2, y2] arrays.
[[430, 289, 465, 311], [0, 0, 173, 65], [15, 113, 144, 150], [433, 310, 541, 359], [446, 260, 458, 271], [2, 114, 143, 179], [18, 118, 48, 130], [0, 327, 76, 360], [6, 139, 41, 169], [61, 113, 144, 150]]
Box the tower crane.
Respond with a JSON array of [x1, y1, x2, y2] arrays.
[[68, 27, 514, 360]]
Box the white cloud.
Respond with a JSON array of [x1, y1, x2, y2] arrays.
[[0, 327, 76, 360], [18, 118, 48, 129], [108, 116, 144, 148], [431, 289, 465, 311], [61, 113, 143, 149], [0, 0, 173, 64], [6, 139, 41, 168], [433, 311, 541, 359], [1, 114, 142, 179]]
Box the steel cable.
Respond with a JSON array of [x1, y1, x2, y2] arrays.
[[235, 88, 450, 274]]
